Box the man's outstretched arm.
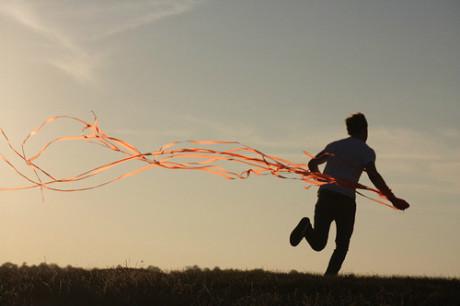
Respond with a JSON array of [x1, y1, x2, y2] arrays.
[[365, 161, 410, 210]]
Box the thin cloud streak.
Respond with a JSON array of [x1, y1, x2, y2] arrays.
[[0, 0, 202, 82], [1, 1, 95, 82], [94, 1, 201, 39]]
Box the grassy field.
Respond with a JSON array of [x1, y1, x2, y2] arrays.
[[0, 263, 458, 305]]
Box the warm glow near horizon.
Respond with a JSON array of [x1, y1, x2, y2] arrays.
[[0, 0, 459, 277]]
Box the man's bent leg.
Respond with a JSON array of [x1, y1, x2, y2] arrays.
[[305, 191, 334, 252]]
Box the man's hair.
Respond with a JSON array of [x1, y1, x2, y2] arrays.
[[345, 113, 368, 135]]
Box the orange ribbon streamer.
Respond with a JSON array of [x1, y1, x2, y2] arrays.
[[0, 114, 396, 209]]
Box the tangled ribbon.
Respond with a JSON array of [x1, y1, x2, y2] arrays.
[[0, 114, 396, 209]]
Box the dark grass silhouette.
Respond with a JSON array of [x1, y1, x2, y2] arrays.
[[0, 263, 458, 305]]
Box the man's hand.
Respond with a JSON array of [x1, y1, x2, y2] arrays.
[[365, 162, 410, 211], [391, 198, 410, 210]]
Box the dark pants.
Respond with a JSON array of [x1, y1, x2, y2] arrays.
[[305, 189, 356, 275]]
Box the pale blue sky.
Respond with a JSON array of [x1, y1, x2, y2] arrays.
[[0, 0, 459, 276]]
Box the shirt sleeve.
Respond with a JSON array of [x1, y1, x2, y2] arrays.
[[365, 148, 376, 165]]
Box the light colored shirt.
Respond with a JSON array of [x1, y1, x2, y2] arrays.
[[319, 137, 376, 198]]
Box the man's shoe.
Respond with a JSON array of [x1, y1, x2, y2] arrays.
[[290, 217, 310, 247]]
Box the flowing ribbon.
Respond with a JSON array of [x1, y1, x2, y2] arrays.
[[0, 114, 396, 209]]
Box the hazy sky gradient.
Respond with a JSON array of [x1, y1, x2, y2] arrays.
[[1, 0, 459, 277]]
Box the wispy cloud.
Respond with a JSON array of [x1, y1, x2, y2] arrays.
[[91, 1, 200, 39], [366, 127, 460, 195], [0, 0, 202, 82]]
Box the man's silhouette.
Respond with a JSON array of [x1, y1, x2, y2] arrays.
[[290, 113, 409, 275]]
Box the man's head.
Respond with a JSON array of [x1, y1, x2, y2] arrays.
[[346, 113, 368, 141]]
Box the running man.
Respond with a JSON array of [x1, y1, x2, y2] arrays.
[[290, 113, 409, 275]]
